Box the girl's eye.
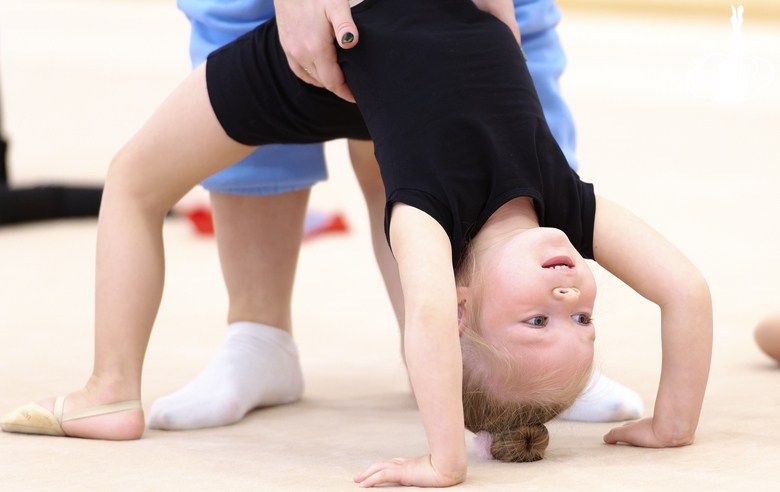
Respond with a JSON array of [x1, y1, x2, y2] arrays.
[[524, 316, 547, 327], [572, 314, 592, 325]]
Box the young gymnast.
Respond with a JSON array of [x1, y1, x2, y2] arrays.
[[0, 0, 712, 487], [150, 0, 643, 431]]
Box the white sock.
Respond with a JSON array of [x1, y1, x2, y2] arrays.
[[559, 370, 644, 422], [147, 322, 304, 430]]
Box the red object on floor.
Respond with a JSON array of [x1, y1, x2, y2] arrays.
[[186, 206, 215, 235], [183, 206, 349, 241], [302, 212, 349, 241]]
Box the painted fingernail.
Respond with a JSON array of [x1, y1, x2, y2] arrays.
[[342, 32, 355, 44]]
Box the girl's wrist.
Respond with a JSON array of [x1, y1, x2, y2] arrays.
[[651, 409, 699, 446], [429, 451, 468, 484]]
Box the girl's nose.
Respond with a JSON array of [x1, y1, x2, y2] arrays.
[[552, 287, 580, 304]]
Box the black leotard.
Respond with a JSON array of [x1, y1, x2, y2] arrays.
[[206, 0, 595, 268]]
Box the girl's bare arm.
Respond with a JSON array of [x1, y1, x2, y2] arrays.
[[354, 203, 467, 488], [592, 196, 712, 447]]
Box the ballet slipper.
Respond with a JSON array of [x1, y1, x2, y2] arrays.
[[0, 396, 141, 437]]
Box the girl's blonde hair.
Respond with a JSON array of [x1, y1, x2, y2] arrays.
[[456, 245, 593, 462]]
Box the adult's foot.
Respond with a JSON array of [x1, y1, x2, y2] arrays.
[[147, 322, 304, 430], [560, 370, 644, 422]]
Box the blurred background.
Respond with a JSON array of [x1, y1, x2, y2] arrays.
[[561, 0, 779, 17]]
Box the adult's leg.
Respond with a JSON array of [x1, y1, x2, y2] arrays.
[[213, 191, 308, 331], [517, 0, 643, 421], [148, 140, 408, 431], [147, 0, 316, 430], [347, 140, 406, 352], [516, 0, 579, 170], [147, 190, 309, 429]]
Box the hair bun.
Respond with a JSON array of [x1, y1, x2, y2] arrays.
[[490, 424, 549, 462]]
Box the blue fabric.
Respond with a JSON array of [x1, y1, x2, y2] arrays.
[[179, 0, 578, 195], [179, 0, 276, 67], [514, 0, 578, 169], [180, 0, 327, 195]]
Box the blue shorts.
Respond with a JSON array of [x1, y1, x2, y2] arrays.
[[180, 0, 327, 195], [178, 0, 578, 195]]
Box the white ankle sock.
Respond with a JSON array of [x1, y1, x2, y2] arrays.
[[559, 370, 644, 422], [147, 322, 304, 430]]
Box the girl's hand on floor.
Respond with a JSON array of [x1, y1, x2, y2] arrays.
[[604, 418, 663, 447], [603, 417, 693, 448], [354, 454, 466, 488]]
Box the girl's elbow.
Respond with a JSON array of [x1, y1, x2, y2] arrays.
[[672, 268, 712, 312], [688, 272, 712, 311]]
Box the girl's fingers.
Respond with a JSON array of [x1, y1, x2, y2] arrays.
[[353, 459, 404, 484], [359, 468, 399, 488], [603, 427, 625, 444], [603, 419, 662, 447], [604, 421, 642, 444]]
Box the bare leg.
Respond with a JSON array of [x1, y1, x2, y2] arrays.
[[147, 191, 308, 429], [347, 140, 406, 353], [147, 142, 404, 430], [148, 140, 405, 430], [213, 190, 309, 331], [4, 64, 255, 440]]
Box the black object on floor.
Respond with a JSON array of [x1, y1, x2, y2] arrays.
[[0, 185, 103, 225], [0, 137, 7, 186], [1, 72, 103, 226]]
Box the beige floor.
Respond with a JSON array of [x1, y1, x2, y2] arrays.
[[1, 1, 779, 490], [558, 0, 780, 19]]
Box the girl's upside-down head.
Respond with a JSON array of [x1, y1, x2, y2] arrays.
[[457, 226, 596, 462]]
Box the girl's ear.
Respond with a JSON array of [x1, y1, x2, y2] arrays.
[[457, 286, 470, 335]]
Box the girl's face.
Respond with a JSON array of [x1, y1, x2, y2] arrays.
[[474, 227, 597, 380]]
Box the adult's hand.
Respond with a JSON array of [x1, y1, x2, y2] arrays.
[[275, 0, 358, 102], [471, 0, 521, 44]]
